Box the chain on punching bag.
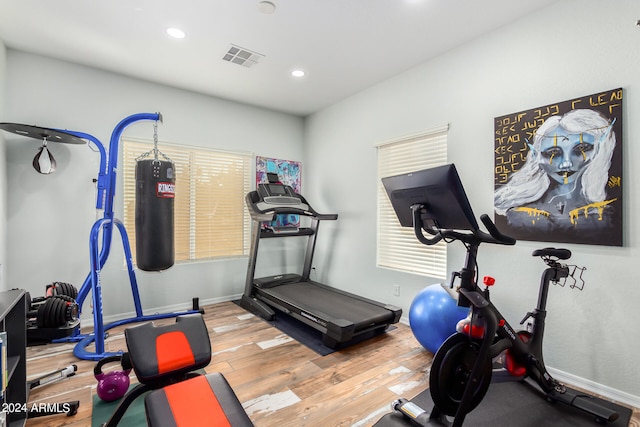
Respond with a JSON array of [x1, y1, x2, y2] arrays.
[[135, 122, 175, 271]]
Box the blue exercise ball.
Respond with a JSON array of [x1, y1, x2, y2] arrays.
[[409, 284, 469, 353]]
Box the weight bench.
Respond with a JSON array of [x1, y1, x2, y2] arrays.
[[101, 314, 253, 427]]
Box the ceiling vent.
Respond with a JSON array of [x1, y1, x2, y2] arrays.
[[222, 45, 265, 68]]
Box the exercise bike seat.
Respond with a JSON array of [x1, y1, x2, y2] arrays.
[[532, 247, 571, 260]]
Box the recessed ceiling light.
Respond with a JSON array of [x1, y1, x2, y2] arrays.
[[257, 1, 277, 14], [291, 69, 305, 78], [166, 27, 186, 39]]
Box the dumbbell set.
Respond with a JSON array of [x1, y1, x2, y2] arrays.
[[26, 282, 81, 345], [26, 282, 79, 328]]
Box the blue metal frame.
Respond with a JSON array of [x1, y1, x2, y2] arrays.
[[54, 112, 200, 360]]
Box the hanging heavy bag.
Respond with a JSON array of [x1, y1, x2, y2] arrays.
[[135, 158, 175, 271]]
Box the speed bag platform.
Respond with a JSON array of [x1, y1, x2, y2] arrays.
[[136, 159, 175, 271]]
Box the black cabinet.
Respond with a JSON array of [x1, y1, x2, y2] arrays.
[[0, 290, 27, 426]]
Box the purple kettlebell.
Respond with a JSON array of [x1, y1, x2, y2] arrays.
[[94, 355, 131, 402]]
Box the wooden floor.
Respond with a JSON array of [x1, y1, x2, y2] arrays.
[[24, 301, 640, 427]]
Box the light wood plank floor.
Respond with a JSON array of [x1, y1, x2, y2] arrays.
[[24, 301, 640, 426]]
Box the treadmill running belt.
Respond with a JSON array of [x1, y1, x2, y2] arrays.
[[260, 281, 392, 328]]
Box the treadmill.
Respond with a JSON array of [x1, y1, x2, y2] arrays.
[[240, 175, 402, 348]]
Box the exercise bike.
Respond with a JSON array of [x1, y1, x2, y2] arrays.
[[381, 164, 621, 426]]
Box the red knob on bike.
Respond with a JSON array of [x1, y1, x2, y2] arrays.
[[483, 276, 495, 286]]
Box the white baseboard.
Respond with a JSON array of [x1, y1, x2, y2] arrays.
[[548, 366, 640, 409], [78, 293, 242, 328]]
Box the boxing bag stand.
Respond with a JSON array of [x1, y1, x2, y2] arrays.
[[55, 113, 200, 360]]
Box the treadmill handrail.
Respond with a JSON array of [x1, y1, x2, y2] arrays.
[[315, 213, 338, 221]]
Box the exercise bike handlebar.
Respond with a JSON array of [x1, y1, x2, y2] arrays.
[[479, 214, 516, 246], [411, 204, 516, 247]]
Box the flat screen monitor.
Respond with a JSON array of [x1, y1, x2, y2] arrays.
[[382, 164, 479, 231]]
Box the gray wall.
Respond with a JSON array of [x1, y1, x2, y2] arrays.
[[1, 0, 639, 407], [304, 0, 640, 403], [3, 51, 305, 320]]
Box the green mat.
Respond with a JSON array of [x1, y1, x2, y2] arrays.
[[92, 370, 207, 427], [91, 385, 148, 427]]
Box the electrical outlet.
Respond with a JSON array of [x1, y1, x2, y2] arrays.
[[393, 284, 400, 296]]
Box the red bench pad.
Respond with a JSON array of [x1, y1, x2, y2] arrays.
[[144, 372, 254, 427]]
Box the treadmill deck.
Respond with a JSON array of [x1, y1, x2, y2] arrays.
[[256, 280, 394, 329]]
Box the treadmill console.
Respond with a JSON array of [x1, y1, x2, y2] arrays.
[[258, 183, 297, 203], [254, 183, 309, 212]]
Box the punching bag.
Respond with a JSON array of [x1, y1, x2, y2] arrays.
[[135, 158, 175, 271]]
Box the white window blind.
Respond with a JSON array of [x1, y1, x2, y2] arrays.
[[376, 125, 449, 279], [122, 139, 252, 263]]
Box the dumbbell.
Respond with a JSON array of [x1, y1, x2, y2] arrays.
[[27, 295, 79, 328], [45, 282, 78, 300]]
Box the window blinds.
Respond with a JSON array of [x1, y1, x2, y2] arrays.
[[376, 125, 448, 279], [122, 139, 252, 263]]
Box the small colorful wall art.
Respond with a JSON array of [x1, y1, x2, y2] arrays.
[[493, 88, 622, 246], [256, 156, 302, 227]]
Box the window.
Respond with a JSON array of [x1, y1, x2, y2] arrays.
[[376, 125, 449, 279], [122, 139, 252, 263]]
